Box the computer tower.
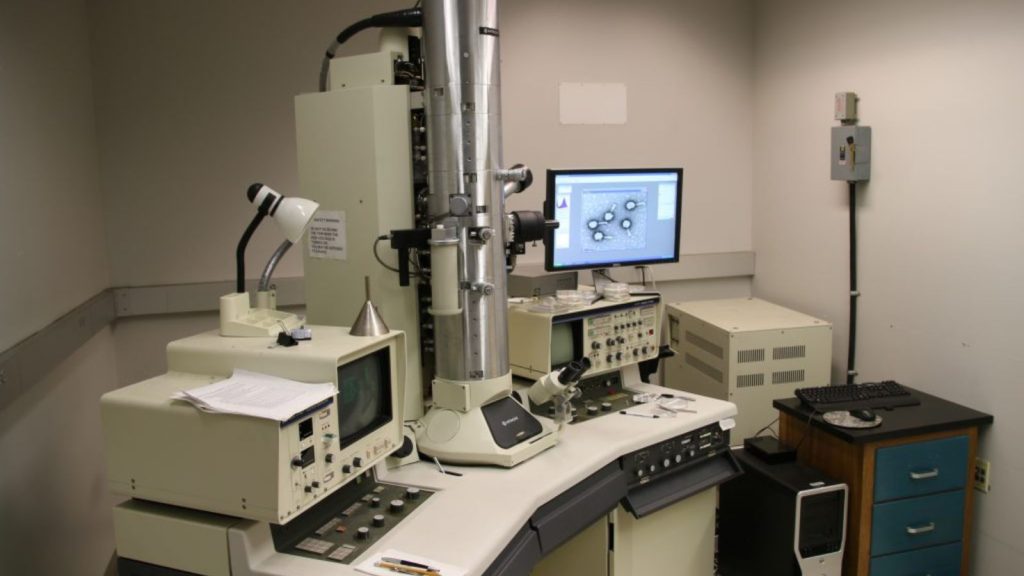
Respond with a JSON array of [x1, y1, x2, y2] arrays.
[[663, 298, 832, 444], [719, 449, 847, 576]]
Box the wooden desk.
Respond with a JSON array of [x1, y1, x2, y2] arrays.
[[775, 389, 992, 576]]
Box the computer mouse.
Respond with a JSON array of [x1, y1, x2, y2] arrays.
[[849, 408, 877, 422]]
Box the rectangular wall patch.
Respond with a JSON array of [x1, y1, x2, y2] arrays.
[[559, 82, 627, 125]]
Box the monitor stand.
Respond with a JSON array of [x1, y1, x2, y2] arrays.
[[592, 268, 613, 295]]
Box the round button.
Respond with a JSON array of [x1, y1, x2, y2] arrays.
[[587, 405, 599, 415], [606, 354, 614, 363], [617, 336, 625, 344], [636, 469, 644, 477], [390, 499, 406, 513], [352, 457, 363, 467], [342, 464, 352, 474], [406, 487, 421, 500], [663, 458, 671, 468], [675, 454, 683, 464], [648, 464, 657, 473], [370, 497, 381, 508], [606, 338, 615, 346], [372, 514, 385, 527], [592, 341, 601, 350], [601, 402, 612, 411], [356, 527, 370, 540]]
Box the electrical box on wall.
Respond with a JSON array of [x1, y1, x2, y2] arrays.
[[831, 125, 871, 182]]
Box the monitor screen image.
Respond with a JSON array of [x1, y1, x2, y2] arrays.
[[545, 168, 683, 271], [336, 347, 393, 447]]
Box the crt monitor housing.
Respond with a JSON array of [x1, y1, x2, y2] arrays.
[[101, 327, 405, 525], [545, 168, 683, 272]]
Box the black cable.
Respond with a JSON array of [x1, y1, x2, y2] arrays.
[[318, 7, 423, 92], [752, 417, 779, 439], [794, 409, 819, 453], [847, 181, 858, 385], [373, 236, 401, 273]]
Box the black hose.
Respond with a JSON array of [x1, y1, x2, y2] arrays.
[[318, 8, 423, 92], [847, 181, 858, 385]]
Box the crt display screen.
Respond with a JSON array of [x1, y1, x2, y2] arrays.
[[337, 347, 393, 447], [546, 169, 683, 271]]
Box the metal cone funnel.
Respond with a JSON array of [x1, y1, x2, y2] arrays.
[[350, 276, 389, 337]]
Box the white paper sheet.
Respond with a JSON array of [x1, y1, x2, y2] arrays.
[[171, 369, 334, 422]]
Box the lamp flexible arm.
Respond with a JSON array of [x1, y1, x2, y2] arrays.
[[258, 240, 293, 292], [236, 211, 266, 294]]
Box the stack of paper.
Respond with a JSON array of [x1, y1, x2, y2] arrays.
[[171, 369, 335, 422]]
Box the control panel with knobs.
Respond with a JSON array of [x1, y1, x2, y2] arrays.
[[275, 474, 434, 565], [620, 422, 730, 486]]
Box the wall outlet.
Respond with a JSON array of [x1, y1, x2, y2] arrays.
[[975, 458, 992, 493]]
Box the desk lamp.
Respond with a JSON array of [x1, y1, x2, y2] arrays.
[[219, 183, 319, 337]]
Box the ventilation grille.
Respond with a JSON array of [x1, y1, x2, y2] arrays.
[[773, 345, 807, 360], [686, 331, 723, 359], [686, 353, 723, 383], [773, 369, 806, 385], [737, 348, 765, 363], [736, 374, 765, 389]]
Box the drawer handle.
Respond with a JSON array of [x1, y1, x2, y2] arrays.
[[906, 522, 936, 535], [909, 468, 939, 480]]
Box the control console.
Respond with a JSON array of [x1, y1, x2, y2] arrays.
[[509, 295, 660, 380], [621, 421, 731, 485], [272, 473, 434, 564]]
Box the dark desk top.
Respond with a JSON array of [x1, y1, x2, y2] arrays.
[[773, 387, 993, 444]]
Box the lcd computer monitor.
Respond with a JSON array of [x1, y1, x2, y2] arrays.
[[545, 168, 683, 271]]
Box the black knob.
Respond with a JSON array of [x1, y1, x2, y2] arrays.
[[616, 352, 623, 361], [342, 464, 352, 474], [633, 349, 639, 356], [304, 485, 313, 493], [606, 338, 615, 346], [392, 435, 415, 458], [587, 405, 599, 415], [325, 454, 334, 463], [642, 346, 648, 354], [370, 496, 381, 508], [356, 527, 370, 540], [606, 354, 614, 363], [617, 336, 625, 344], [353, 457, 363, 467], [372, 514, 386, 527], [592, 341, 601, 350], [311, 481, 320, 488], [406, 488, 421, 500], [601, 402, 612, 411], [291, 456, 303, 468], [390, 499, 406, 513]]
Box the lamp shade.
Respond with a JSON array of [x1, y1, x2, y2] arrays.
[[273, 197, 319, 243]]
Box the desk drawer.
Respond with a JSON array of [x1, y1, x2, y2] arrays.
[[874, 436, 968, 502], [871, 491, 964, 556], [869, 542, 962, 576]]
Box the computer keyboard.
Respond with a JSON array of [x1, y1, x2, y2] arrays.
[[795, 381, 920, 412]]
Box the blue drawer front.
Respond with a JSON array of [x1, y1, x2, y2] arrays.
[[871, 490, 964, 556], [875, 436, 969, 502], [870, 542, 963, 576]]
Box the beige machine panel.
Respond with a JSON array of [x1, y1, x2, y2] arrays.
[[102, 326, 405, 524], [664, 298, 832, 444], [113, 500, 239, 576], [296, 55, 425, 421], [509, 295, 660, 380]]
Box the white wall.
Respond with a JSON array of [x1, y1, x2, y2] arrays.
[[0, 1, 119, 574], [752, 0, 1024, 572], [90, 0, 755, 289]]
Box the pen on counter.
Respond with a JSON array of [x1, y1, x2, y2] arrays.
[[619, 411, 660, 419], [376, 557, 440, 569], [433, 456, 463, 477], [382, 557, 437, 570]]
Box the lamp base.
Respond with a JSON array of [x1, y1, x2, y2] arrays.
[[219, 292, 303, 337]]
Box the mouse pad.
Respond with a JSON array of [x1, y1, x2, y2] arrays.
[[823, 410, 882, 429]]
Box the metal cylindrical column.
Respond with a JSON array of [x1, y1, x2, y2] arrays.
[[423, 0, 509, 383]]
